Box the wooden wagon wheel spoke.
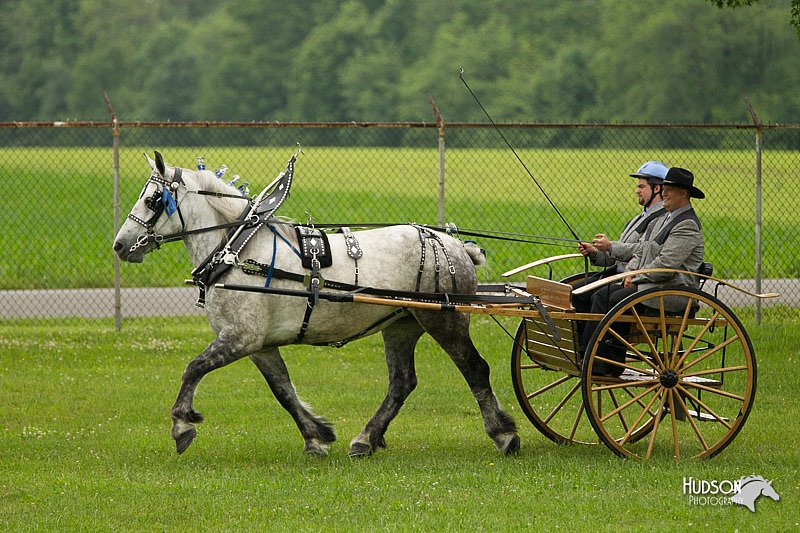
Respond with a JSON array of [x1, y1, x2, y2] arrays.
[[675, 384, 733, 430], [631, 307, 666, 370], [620, 386, 660, 422], [657, 297, 674, 367], [681, 365, 748, 378], [528, 374, 573, 399], [645, 388, 670, 460], [673, 389, 710, 452], [544, 381, 581, 424], [598, 384, 659, 423], [665, 298, 695, 361], [680, 335, 740, 373], [606, 390, 631, 435], [568, 401, 586, 442], [674, 310, 722, 367], [607, 326, 661, 373], [667, 389, 680, 459], [680, 381, 745, 402], [592, 379, 654, 391], [619, 387, 662, 447], [593, 354, 658, 377]]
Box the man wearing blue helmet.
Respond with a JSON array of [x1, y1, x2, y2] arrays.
[[578, 160, 668, 272]]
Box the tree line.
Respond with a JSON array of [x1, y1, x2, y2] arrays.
[[1, 0, 798, 124]]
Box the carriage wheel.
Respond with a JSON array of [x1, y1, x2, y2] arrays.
[[511, 320, 653, 445], [581, 286, 756, 460]]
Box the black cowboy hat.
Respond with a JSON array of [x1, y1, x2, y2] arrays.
[[663, 167, 705, 199]]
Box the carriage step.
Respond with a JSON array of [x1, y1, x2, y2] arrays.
[[684, 409, 727, 422]]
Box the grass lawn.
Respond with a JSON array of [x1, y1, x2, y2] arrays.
[[1, 311, 797, 530]]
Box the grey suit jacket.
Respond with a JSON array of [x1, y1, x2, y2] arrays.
[[625, 203, 705, 311], [592, 202, 666, 270]]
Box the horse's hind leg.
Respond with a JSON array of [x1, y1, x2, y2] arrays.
[[349, 317, 423, 457], [171, 334, 250, 454], [414, 311, 520, 455], [250, 348, 336, 456]]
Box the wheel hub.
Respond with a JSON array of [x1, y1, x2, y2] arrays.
[[659, 368, 679, 388]]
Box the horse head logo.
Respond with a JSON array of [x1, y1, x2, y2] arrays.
[[730, 475, 780, 512]]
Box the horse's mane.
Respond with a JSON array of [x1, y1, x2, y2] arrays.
[[191, 169, 251, 221]]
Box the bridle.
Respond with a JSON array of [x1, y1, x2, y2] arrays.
[[126, 167, 187, 253]]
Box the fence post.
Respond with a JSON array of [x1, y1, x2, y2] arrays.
[[105, 93, 122, 331], [745, 97, 763, 325], [429, 95, 446, 226]]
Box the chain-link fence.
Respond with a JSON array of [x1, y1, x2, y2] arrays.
[[1, 121, 797, 325]]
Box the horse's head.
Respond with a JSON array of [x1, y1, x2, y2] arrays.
[[761, 479, 780, 501], [113, 151, 188, 263]]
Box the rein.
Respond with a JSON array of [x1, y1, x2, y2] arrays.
[[268, 220, 578, 249]]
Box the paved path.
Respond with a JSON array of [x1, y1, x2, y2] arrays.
[[0, 287, 203, 319], [0, 279, 796, 319]]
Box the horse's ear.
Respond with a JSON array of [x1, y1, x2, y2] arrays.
[[144, 152, 156, 170], [154, 151, 166, 176]]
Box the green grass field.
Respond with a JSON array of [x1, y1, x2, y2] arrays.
[[1, 146, 797, 290], [1, 312, 797, 530]]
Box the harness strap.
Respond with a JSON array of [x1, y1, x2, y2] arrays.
[[341, 226, 362, 284], [296, 256, 320, 343], [413, 225, 457, 293], [415, 227, 427, 292], [240, 259, 511, 304]]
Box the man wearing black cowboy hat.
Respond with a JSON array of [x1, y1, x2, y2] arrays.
[[623, 166, 705, 301], [580, 167, 705, 375]]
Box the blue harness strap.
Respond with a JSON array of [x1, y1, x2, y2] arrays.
[[265, 229, 277, 288], [270, 225, 302, 258]]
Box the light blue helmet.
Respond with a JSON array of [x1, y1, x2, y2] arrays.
[[630, 160, 669, 183]]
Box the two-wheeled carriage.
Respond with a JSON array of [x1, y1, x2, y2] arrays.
[[501, 253, 775, 460]]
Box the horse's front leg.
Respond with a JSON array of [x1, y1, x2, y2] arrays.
[[171, 334, 251, 454], [249, 348, 336, 456]]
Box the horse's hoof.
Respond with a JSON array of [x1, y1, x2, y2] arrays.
[[347, 442, 373, 458], [304, 439, 331, 457], [503, 434, 521, 455], [494, 432, 520, 455], [175, 427, 197, 454]]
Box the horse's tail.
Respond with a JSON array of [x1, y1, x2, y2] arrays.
[[464, 240, 486, 267]]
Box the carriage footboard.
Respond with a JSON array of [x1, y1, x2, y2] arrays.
[[522, 316, 581, 375]]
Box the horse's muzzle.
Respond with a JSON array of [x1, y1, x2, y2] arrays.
[[113, 240, 144, 263]]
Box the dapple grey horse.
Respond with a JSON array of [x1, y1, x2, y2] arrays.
[[113, 153, 519, 457]]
